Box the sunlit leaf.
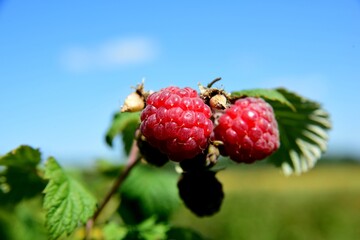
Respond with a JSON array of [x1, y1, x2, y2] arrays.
[[137, 217, 169, 240], [103, 222, 128, 240], [43, 157, 97, 240], [265, 88, 331, 175]]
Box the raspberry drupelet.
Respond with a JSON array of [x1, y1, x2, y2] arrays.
[[140, 86, 214, 162]]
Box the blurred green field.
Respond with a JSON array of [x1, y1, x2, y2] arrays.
[[171, 164, 360, 240], [1, 162, 360, 240]]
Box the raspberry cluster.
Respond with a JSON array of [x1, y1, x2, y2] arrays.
[[139, 86, 279, 164], [136, 84, 280, 216]]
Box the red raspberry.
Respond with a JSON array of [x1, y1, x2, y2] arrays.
[[140, 86, 213, 162], [214, 97, 279, 163]]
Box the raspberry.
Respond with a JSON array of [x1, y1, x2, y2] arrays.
[[177, 170, 224, 217], [214, 97, 280, 163], [140, 86, 213, 162]]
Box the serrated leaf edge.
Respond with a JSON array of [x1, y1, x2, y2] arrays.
[[43, 158, 96, 240], [231, 88, 295, 111]]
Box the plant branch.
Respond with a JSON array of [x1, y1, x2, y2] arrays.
[[85, 140, 140, 238]]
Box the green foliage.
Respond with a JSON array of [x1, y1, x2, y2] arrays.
[[0, 166, 46, 205], [267, 88, 331, 175], [103, 222, 128, 240], [232, 88, 295, 110], [43, 157, 97, 240], [0, 202, 47, 240], [103, 217, 169, 240], [232, 88, 331, 175], [166, 227, 206, 240], [0, 83, 334, 239], [105, 111, 141, 153], [132, 217, 169, 240], [0, 145, 45, 205], [118, 165, 180, 225], [0, 145, 41, 168], [96, 159, 125, 178]]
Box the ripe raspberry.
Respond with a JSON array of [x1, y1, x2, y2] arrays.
[[214, 97, 280, 163], [140, 86, 213, 162]]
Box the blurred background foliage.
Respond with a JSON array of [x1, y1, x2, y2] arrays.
[[1, 155, 359, 240]]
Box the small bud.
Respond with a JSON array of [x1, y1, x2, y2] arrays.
[[209, 94, 227, 110], [121, 92, 145, 112], [206, 144, 220, 165]]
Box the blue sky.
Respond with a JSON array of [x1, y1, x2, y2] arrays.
[[1, 1, 359, 164]]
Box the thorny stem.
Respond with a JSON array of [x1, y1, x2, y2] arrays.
[[85, 140, 140, 239]]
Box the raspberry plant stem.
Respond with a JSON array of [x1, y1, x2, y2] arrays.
[[85, 140, 140, 239], [207, 77, 222, 88]]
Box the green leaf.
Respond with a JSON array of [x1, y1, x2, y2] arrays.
[[266, 88, 331, 175], [122, 119, 140, 155], [0, 145, 45, 205], [103, 218, 169, 240], [0, 199, 48, 240], [43, 157, 97, 240], [0, 167, 46, 205], [231, 88, 295, 110], [96, 159, 124, 178], [118, 165, 179, 225], [105, 111, 140, 150], [0, 145, 41, 168], [103, 222, 128, 240], [166, 227, 205, 240], [137, 217, 169, 240]]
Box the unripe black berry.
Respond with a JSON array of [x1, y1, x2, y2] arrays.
[[177, 170, 224, 217], [179, 144, 220, 172], [137, 131, 169, 167]]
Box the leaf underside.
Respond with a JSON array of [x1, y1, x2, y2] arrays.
[[268, 88, 331, 175], [105, 111, 140, 150]]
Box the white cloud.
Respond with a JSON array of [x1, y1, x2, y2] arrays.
[[60, 37, 158, 72]]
